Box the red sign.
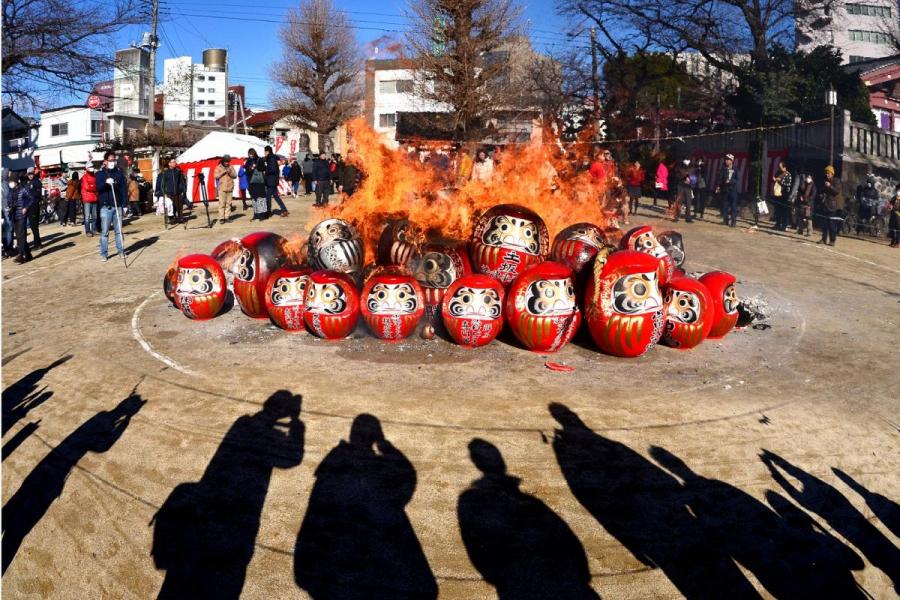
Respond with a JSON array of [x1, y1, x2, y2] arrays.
[[88, 95, 102, 109]]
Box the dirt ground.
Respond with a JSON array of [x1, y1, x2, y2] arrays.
[[2, 196, 898, 599]]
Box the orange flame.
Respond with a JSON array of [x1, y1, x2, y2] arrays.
[[314, 117, 612, 264]]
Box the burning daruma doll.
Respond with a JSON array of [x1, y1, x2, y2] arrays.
[[699, 271, 739, 339], [619, 225, 675, 284], [506, 262, 581, 353], [661, 276, 714, 349], [360, 269, 425, 340], [304, 271, 360, 340], [172, 254, 227, 320], [308, 218, 364, 275], [551, 222, 608, 275], [469, 204, 549, 286], [441, 275, 505, 348], [233, 232, 288, 319], [585, 250, 665, 357], [264, 266, 312, 332], [411, 243, 472, 318]]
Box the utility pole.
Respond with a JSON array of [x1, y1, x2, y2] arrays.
[[590, 27, 600, 139], [654, 92, 661, 154], [189, 67, 195, 122], [149, 0, 160, 126], [826, 88, 837, 167]]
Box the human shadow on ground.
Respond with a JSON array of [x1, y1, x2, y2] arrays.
[[2, 420, 41, 462], [294, 413, 437, 600], [762, 451, 900, 593], [549, 403, 869, 599], [457, 438, 599, 600], [1, 393, 145, 574], [832, 468, 900, 539], [125, 235, 159, 254], [151, 390, 304, 600], [2, 354, 72, 436], [35, 241, 75, 258]]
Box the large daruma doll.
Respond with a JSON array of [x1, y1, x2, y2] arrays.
[[585, 250, 665, 357], [411, 243, 472, 318], [661, 276, 714, 349], [233, 232, 288, 319], [264, 265, 312, 332], [469, 204, 549, 286], [303, 271, 360, 339], [441, 275, 505, 348], [619, 225, 675, 284], [550, 222, 608, 275], [360, 269, 425, 340], [506, 262, 581, 353], [308, 218, 364, 275], [172, 254, 227, 320], [699, 271, 739, 339]]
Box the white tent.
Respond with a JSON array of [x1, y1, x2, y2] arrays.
[[177, 131, 267, 164]]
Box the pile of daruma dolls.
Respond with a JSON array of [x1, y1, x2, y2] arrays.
[[164, 204, 740, 358]]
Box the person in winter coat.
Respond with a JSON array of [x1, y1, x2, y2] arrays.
[[155, 157, 187, 223], [289, 159, 302, 197], [673, 159, 694, 223], [214, 155, 237, 224], [715, 153, 739, 227], [301, 156, 314, 194], [1, 168, 13, 258], [25, 167, 42, 249], [456, 148, 474, 184], [472, 149, 494, 183], [8, 172, 34, 263], [693, 158, 708, 219], [127, 174, 141, 219], [795, 174, 816, 237], [95, 150, 128, 261], [888, 184, 900, 248], [263, 146, 289, 217], [338, 152, 361, 197], [312, 154, 332, 207], [245, 149, 268, 221], [855, 175, 880, 235], [80, 166, 98, 236], [819, 165, 844, 246], [63, 172, 81, 226], [654, 158, 669, 208], [771, 161, 793, 231], [624, 161, 644, 217]]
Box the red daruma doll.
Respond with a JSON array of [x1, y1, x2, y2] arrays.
[[699, 271, 739, 339], [360, 269, 425, 341], [550, 222, 608, 275], [303, 271, 360, 339], [264, 266, 312, 332], [585, 250, 665, 357], [619, 225, 675, 284], [233, 232, 288, 319], [172, 254, 227, 320], [661, 276, 714, 349], [469, 204, 549, 286], [506, 262, 581, 353], [441, 275, 505, 348]]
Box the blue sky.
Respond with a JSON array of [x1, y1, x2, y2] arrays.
[[110, 0, 579, 110]]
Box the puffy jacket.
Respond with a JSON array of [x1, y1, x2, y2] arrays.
[[66, 178, 81, 201], [155, 168, 186, 199], [312, 158, 331, 181], [656, 164, 669, 191], [95, 167, 128, 209], [822, 177, 844, 211], [263, 154, 280, 186], [128, 179, 140, 202], [8, 186, 34, 220], [81, 172, 98, 203], [214, 163, 236, 193]]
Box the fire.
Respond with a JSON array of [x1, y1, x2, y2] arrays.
[[315, 118, 613, 264]]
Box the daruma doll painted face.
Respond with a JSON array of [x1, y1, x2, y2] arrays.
[[173, 254, 227, 320], [411, 243, 472, 318], [360, 269, 425, 340], [551, 222, 607, 275], [661, 276, 713, 349], [505, 261, 581, 353], [233, 232, 288, 319], [699, 271, 739, 339], [441, 275, 505, 348], [264, 265, 312, 332], [619, 225, 675, 284], [585, 250, 665, 357], [303, 270, 360, 340], [308, 218, 364, 275], [469, 204, 549, 286]]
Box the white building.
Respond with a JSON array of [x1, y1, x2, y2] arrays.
[[163, 49, 229, 122], [797, 1, 899, 63], [33, 106, 109, 169], [108, 46, 153, 138], [364, 59, 448, 146]]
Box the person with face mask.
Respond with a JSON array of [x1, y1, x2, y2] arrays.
[[715, 154, 739, 227], [855, 175, 880, 235], [795, 173, 817, 237], [25, 167, 42, 249], [80, 165, 98, 236], [263, 145, 289, 217], [8, 172, 35, 263], [818, 165, 844, 246], [155, 157, 187, 224], [95, 151, 128, 262], [889, 185, 900, 248]]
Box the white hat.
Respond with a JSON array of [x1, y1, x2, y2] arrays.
[[683, 159, 691, 165], [724, 153, 735, 161]]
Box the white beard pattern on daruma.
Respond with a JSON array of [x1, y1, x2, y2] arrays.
[[414, 252, 457, 289], [632, 231, 668, 260], [366, 283, 418, 314], [308, 219, 364, 273], [524, 279, 577, 316], [665, 289, 700, 323], [612, 271, 662, 315], [482, 215, 540, 255], [235, 249, 255, 282], [305, 283, 347, 315], [176, 267, 214, 295], [723, 284, 738, 313], [447, 287, 502, 319], [271, 276, 308, 306]]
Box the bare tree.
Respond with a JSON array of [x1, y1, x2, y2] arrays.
[[272, 0, 363, 153], [2, 0, 149, 111], [406, 0, 523, 140]]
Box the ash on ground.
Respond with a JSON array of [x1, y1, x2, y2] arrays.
[[737, 295, 771, 329]]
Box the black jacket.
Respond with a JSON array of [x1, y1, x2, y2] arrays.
[[8, 186, 34, 220], [717, 166, 739, 193], [263, 154, 279, 187], [96, 167, 128, 209], [312, 159, 331, 182], [155, 168, 186, 199], [289, 162, 302, 183]]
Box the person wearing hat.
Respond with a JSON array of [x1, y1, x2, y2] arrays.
[[214, 155, 237, 224], [715, 153, 739, 227], [819, 165, 844, 246]]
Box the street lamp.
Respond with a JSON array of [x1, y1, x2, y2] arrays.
[[826, 88, 838, 167]]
